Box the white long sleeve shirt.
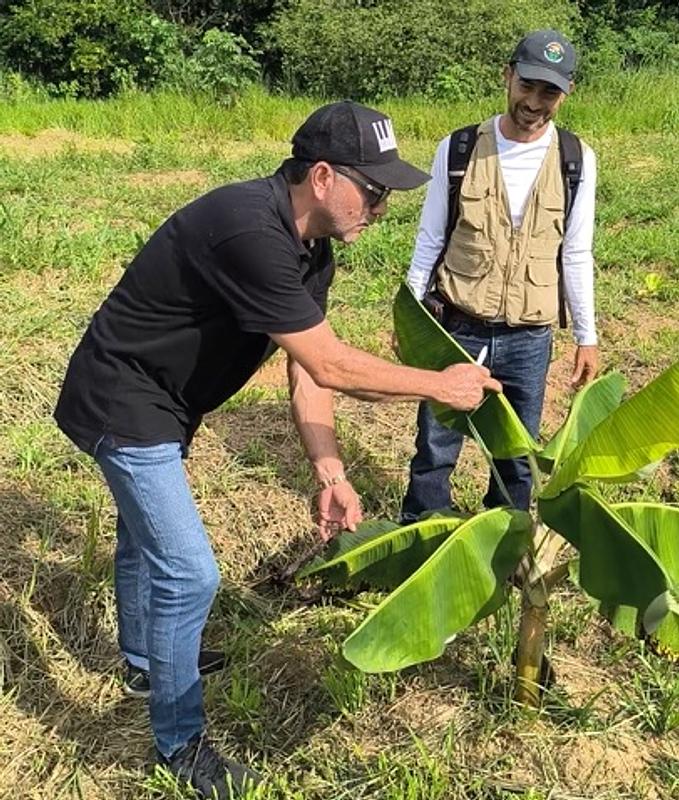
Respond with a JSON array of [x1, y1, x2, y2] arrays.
[[406, 116, 597, 345]]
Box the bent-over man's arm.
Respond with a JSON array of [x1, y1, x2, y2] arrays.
[[287, 356, 362, 541], [271, 320, 501, 410]]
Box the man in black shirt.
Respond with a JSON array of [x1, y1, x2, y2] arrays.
[[55, 101, 500, 798]]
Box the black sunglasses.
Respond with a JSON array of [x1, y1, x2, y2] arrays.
[[332, 165, 391, 207]]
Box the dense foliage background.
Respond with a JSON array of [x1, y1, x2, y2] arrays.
[[0, 0, 677, 100]]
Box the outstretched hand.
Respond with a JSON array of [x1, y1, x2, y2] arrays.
[[317, 480, 363, 542]]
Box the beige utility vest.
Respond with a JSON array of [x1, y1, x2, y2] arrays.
[[437, 118, 565, 325]]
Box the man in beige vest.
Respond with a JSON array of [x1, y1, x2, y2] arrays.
[[401, 30, 598, 520]]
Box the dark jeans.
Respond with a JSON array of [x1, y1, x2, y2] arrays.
[[401, 319, 552, 520]]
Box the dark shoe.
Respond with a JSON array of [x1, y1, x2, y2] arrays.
[[122, 649, 226, 699], [158, 734, 262, 799]]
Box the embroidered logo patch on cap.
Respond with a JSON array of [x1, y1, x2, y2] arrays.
[[544, 41, 565, 63], [372, 119, 397, 153]]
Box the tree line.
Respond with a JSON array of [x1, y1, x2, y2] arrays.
[[0, 0, 676, 100]]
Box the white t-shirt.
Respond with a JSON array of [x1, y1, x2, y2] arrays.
[[406, 116, 597, 345]]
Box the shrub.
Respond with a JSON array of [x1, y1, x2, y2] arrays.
[[264, 0, 579, 100], [577, 4, 679, 82], [169, 27, 261, 103], [0, 0, 184, 97], [147, 1, 280, 72], [0, 68, 50, 102], [147, 1, 278, 37]]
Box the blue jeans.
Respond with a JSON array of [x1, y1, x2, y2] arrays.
[[94, 439, 220, 758], [401, 320, 552, 520]]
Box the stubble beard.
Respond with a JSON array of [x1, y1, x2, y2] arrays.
[[510, 101, 553, 135], [322, 204, 370, 245]]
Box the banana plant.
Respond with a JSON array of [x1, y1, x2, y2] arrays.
[[299, 284, 679, 706]]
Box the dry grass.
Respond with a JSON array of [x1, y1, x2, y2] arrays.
[[0, 128, 134, 158]]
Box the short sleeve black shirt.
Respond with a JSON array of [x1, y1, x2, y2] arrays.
[[55, 171, 334, 454]]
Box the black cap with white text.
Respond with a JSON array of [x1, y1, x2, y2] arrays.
[[291, 100, 430, 190]]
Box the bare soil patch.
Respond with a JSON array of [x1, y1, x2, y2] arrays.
[[543, 336, 576, 437], [188, 138, 289, 161], [125, 169, 207, 189], [247, 350, 288, 390], [0, 128, 133, 158], [601, 307, 677, 355]]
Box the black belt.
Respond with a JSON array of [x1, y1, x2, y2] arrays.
[[423, 290, 548, 330], [438, 295, 547, 331], [443, 304, 510, 328]]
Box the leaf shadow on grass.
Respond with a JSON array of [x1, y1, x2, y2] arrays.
[[202, 581, 350, 759], [0, 486, 351, 780], [0, 487, 157, 774]]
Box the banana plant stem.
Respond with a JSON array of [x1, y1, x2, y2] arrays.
[[515, 584, 549, 707]]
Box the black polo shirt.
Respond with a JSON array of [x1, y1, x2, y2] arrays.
[[55, 170, 334, 454]]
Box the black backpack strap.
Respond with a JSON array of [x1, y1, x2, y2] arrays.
[[556, 127, 583, 328], [424, 123, 479, 295]]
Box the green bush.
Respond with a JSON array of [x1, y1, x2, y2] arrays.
[[0, 68, 50, 102], [146, 1, 278, 36], [0, 0, 184, 97], [165, 27, 260, 103], [147, 1, 281, 71], [264, 0, 579, 100], [578, 4, 679, 81]]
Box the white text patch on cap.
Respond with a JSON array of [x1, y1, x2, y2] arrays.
[[372, 119, 397, 153]]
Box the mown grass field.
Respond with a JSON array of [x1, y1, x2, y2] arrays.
[[0, 72, 678, 799]]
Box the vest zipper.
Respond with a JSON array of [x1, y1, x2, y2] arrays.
[[501, 226, 516, 319]]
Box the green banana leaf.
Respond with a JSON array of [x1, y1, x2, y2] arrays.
[[537, 371, 626, 474], [393, 283, 538, 459], [568, 561, 652, 640], [538, 485, 679, 656], [605, 503, 679, 656], [298, 513, 468, 590], [541, 362, 679, 498], [342, 507, 533, 672]]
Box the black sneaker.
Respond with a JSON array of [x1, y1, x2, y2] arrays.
[[122, 649, 226, 699], [158, 734, 262, 799]]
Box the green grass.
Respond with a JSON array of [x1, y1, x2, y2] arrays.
[[0, 71, 678, 799], [1, 69, 677, 139]]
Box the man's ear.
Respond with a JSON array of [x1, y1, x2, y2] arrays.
[[308, 161, 335, 201], [502, 64, 513, 87]]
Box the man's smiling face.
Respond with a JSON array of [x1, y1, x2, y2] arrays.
[[504, 65, 568, 136]]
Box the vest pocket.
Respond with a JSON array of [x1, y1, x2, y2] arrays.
[[444, 184, 493, 312], [532, 191, 565, 238], [442, 244, 493, 311], [522, 254, 559, 323], [456, 187, 489, 235]]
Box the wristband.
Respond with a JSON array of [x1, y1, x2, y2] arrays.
[[319, 473, 347, 490]]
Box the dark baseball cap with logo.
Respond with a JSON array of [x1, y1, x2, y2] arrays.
[[291, 100, 430, 190], [510, 29, 576, 94]]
